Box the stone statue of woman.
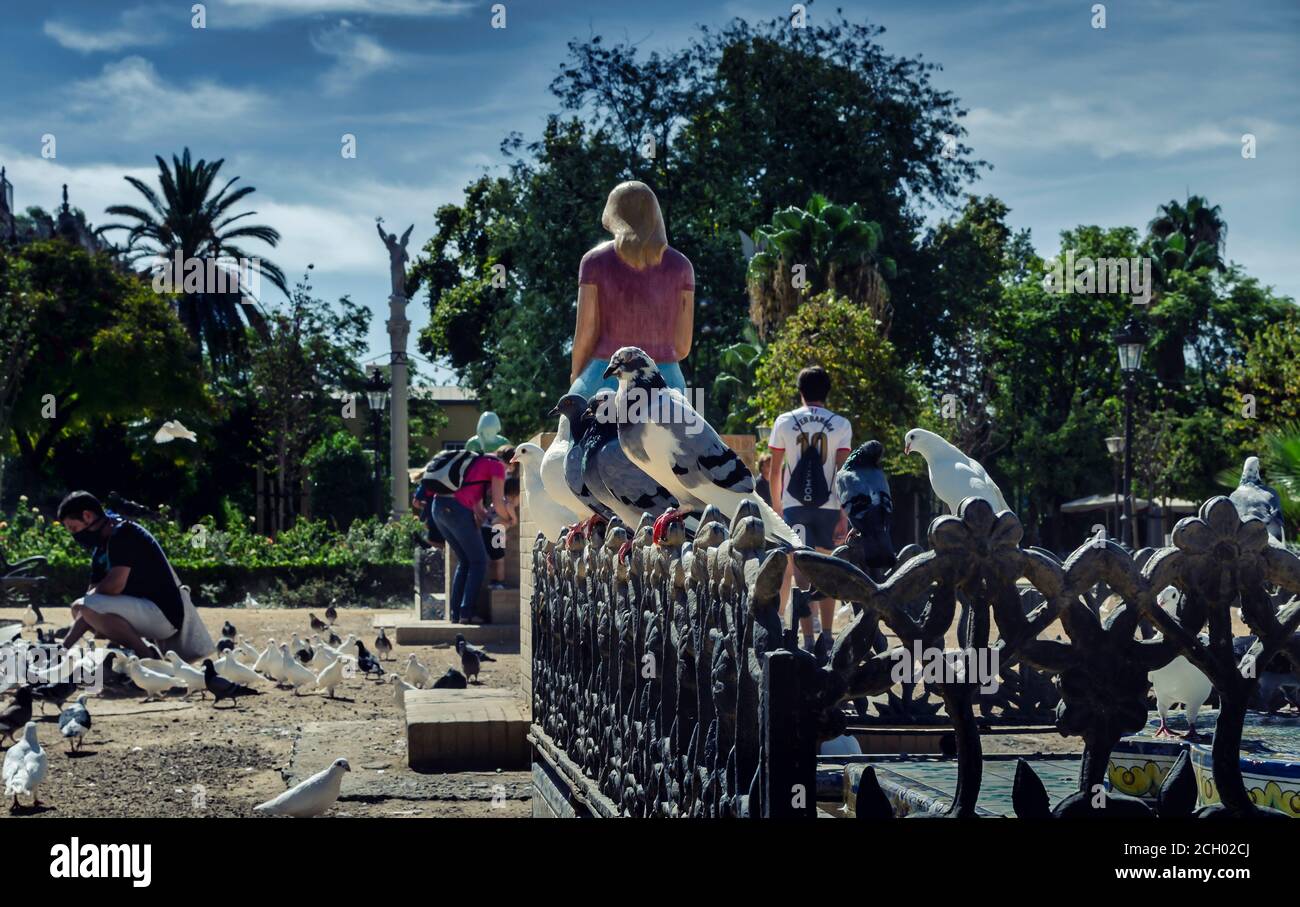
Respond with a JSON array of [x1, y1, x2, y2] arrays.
[[377, 222, 414, 298], [568, 181, 694, 396]]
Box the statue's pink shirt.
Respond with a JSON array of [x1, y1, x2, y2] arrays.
[[578, 241, 694, 363]]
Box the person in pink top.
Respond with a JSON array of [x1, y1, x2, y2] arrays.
[[430, 452, 516, 624], [569, 181, 695, 396]]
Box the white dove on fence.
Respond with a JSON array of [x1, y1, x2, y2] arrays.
[[903, 428, 1010, 515]]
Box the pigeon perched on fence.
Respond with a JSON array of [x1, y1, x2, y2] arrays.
[[904, 428, 1010, 515], [1230, 456, 1285, 544], [58, 695, 91, 753], [1147, 587, 1213, 740], [835, 440, 897, 570], [602, 347, 799, 547], [580, 391, 678, 526], [512, 443, 580, 540], [254, 758, 350, 817], [541, 405, 595, 521], [550, 394, 617, 522]]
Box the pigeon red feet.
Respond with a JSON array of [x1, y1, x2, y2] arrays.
[[1152, 720, 1175, 738]]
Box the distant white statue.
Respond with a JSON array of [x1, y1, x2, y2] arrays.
[[377, 221, 414, 297]]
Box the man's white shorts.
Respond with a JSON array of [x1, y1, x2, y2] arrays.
[[75, 592, 177, 642]]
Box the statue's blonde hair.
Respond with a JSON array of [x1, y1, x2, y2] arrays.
[[601, 181, 668, 269]]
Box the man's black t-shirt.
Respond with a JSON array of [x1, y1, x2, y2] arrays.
[[89, 520, 184, 631]]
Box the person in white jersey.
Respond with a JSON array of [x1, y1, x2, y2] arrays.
[[767, 366, 852, 664]]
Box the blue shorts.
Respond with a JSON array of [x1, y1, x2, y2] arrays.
[[784, 506, 840, 549], [569, 357, 686, 398]]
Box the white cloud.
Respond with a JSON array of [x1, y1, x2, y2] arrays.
[[311, 20, 405, 95], [211, 0, 473, 26], [65, 57, 267, 141], [43, 8, 169, 53]]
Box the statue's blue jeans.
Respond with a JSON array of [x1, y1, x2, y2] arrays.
[[431, 496, 487, 622], [569, 357, 687, 398]]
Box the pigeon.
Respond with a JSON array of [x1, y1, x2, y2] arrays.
[[1148, 587, 1213, 740], [214, 652, 263, 687], [602, 347, 798, 547], [22, 604, 44, 627], [355, 641, 384, 680], [0, 687, 34, 743], [315, 656, 345, 698], [166, 652, 208, 699], [202, 659, 258, 707], [327, 630, 342, 648], [456, 639, 486, 683], [135, 653, 177, 677], [253, 638, 283, 681], [903, 428, 1010, 515], [281, 644, 319, 694], [511, 443, 580, 540], [403, 654, 430, 689], [1230, 456, 1285, 544], [254, 757, 350, 817], [58, 695, 92, 753], [388, 673, 417, 707], [153, 419, 197, 443], [374, 628, 393, 661], [550, 394, 617, 522], [221, 620, 237, 639], [324, 603, 338, 625], [125, 656, 184, 701], [3, 722, 47, 810], [540, 404, 598, 521], [431, 668, 467, 689], [835, 440, 897, 570], [579, 390, 678, 526], [33, 681, 77, 713], [309, 613, 328, 633], [216, 637, 235, 654], [454, 633, 495, 664]]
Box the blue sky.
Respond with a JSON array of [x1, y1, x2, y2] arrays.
[[1, 0, 1296, 382]]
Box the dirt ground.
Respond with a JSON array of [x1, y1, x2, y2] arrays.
[[0, 606, 530, 819]]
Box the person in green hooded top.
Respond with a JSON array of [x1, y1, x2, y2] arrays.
[[465, 411, 510, 455]]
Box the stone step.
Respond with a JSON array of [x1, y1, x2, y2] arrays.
[[381, 618, 518, 647], [405, 687, 530, 772]]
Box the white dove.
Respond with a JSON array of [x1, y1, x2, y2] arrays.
[[512, 443, 580, 540], [388, 673, 417, 708], [166, 652, 207, 698], [315, 657, 345, 699], [1148, 586, 1213, 740], [403, 654, 430, 689], [215, 652, 263, 687], [4, 722, 48, 809], [904, 428, 1010, 515], [153, 419, 197, 443], [125, 656, 184, 701], [253, 757, 350, 817], [540, 413, 593, 522], [280, 644, 318, 694]]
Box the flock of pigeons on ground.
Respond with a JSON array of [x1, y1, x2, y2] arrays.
[[0, 600, 500, 816]]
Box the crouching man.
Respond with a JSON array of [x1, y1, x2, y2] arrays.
[[56, 491, 205, 659]]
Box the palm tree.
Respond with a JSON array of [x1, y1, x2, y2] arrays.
[[1145, 195, 1228, 385], [102, 148, 288, 373], [746, 194, 895, 339]]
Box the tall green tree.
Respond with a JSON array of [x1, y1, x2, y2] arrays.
[[102, 148, 288, 374]]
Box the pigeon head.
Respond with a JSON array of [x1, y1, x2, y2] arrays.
[[845, 439, 885, 470], [1157, 586, 1182, 614], [1242, 456, 1262, 485], [585, 389, 617, 424], [510, 442, 543, 469], [548, 393, 588, 422], [333, 758, 351, 773], [602, 347, 657, 382], [903, 428, 945, 458]]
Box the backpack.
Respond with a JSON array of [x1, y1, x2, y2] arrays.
[[421, 448, 484, 495], [788, 421, 831, 508]]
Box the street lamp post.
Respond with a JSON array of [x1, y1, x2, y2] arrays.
[[1112, 317, 1147, 549], [1105, 435, 1124, 540], [365, 369, 391, 519]]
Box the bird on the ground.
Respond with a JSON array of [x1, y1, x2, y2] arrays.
[[58, 695, 91, 753], [214, 652, 262, 687], [166, 652, 208, 699], [125, 657, 183, 701], [511, 443, 580, 540], [355, 641, 384, 680], [0, 687, 34, 743], [153, 419, 197, 443], [903, 428, 1010, 515], [602, 347, 798, 547], [253, 638, 281, 680], [457, 639, 486, 684], [315, 656, 345, 699], [540, 402, 597, 522], [215, 637, 235, 654], [3, 721, 47, 810], [579, 390, 677, 527], [431, 668, 467, 689], [33, 681, 77, 714], [22, 604, 43, 627], [550, 393, 617, 524], [309, 613, 328, 633], [454, 633, 495, 664], [281, 645, 318, 694], [374, 628, 393, 661], [134, 652, 176, 677], [242, 593, 260, 609], [237, 638, 259, 661], [253, 757, 349, 817], [403, 654, 430, 689], [327, 630, 342, 648], [221, 620, 237, 640], [835, 440, 897, 570], [201, 660, 257, 707], [1148, 587, 1213, 740], [387, 674, 417, 707], [324, 602, 338, 624], [1230, 456, 1285, 544]]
